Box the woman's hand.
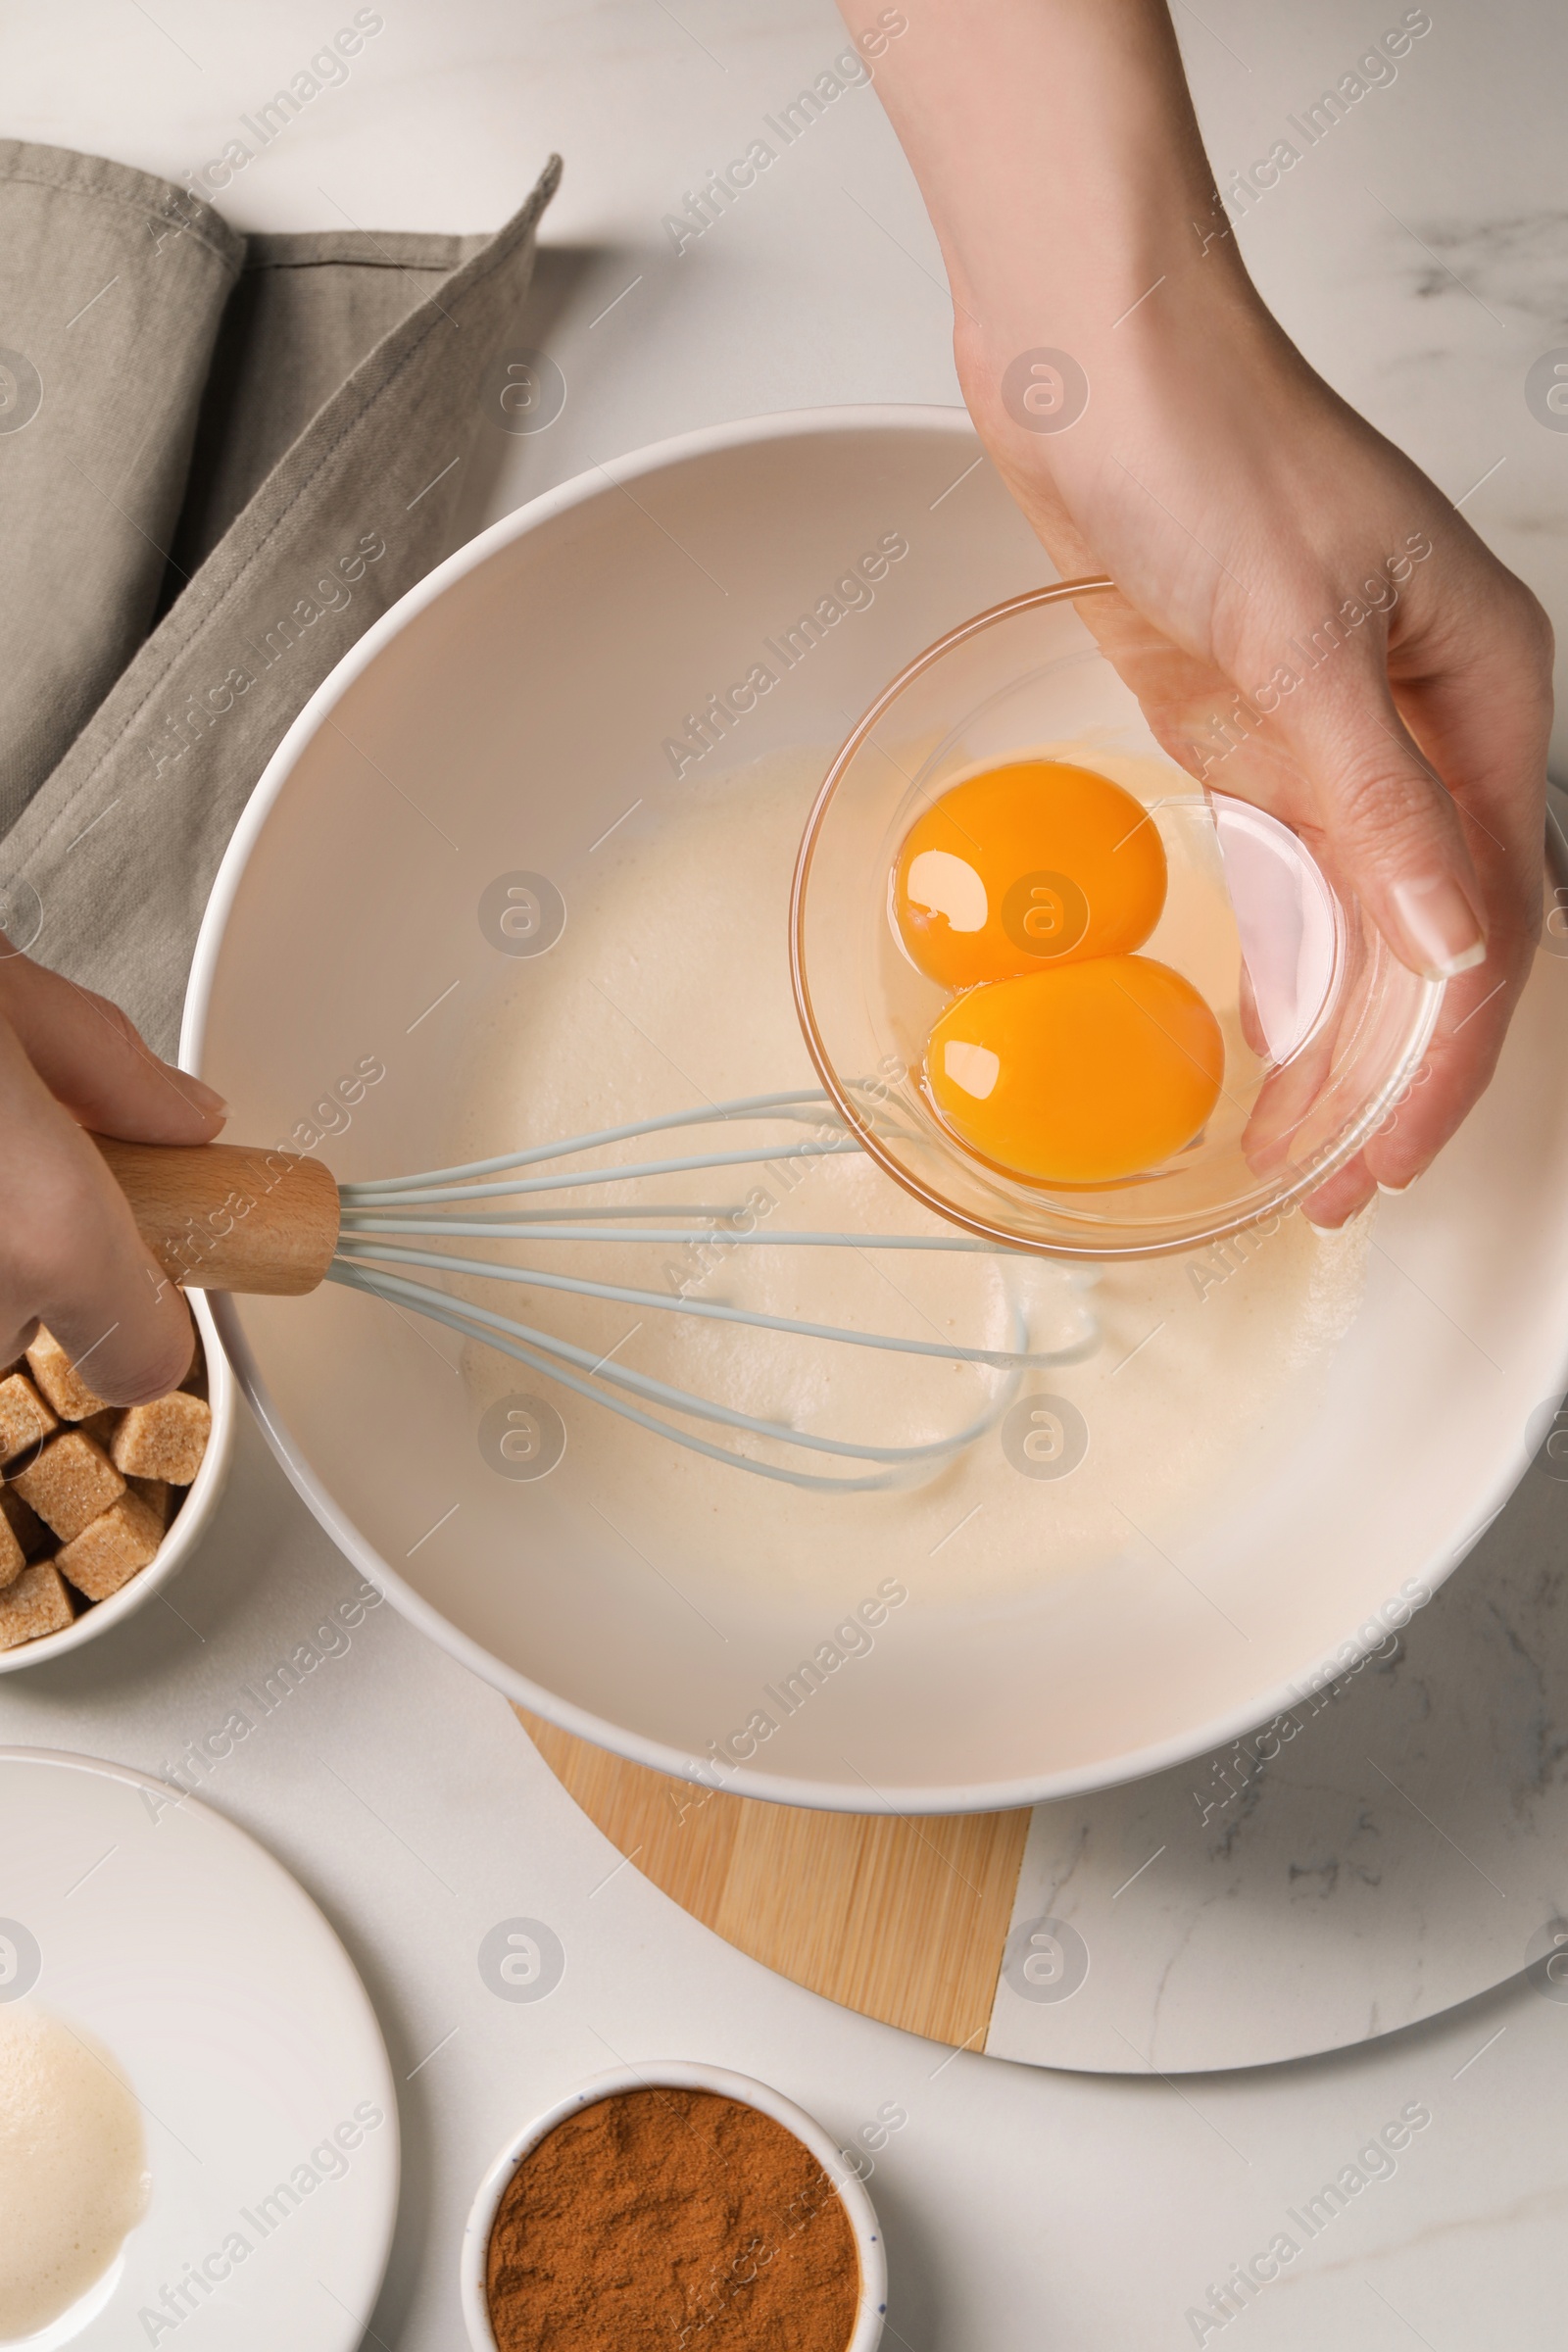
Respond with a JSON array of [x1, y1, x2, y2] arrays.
[[0, 944, 225, 1400], [956, 291, 1551, 1217], [847, 0, 1553, 1216]]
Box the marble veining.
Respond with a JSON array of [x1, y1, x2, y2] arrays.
[[1397, 209, 1568, 321], [989, 1449, 1568, 2073]]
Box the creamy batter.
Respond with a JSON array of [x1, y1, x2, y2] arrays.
[[450, 750, 1369, 1603], [0, 2004, 148, 2337]]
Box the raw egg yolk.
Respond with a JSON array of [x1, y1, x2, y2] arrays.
[[893, 760, 1167, 988], [927, 956, 1224, 1184]]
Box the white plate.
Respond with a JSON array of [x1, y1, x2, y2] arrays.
[[0, 1749, 397, 2348]]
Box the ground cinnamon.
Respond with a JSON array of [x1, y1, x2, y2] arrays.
[[485, 2084, 861, 2351]]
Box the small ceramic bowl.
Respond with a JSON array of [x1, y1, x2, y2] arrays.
[[0, 1291, 235, 1673], [460, 2060, 887, 2352]]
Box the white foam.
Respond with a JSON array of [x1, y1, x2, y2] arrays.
[[0, 2006, 147, 2339]]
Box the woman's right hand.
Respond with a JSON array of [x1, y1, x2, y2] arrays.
[[0, 944, 226, 1401]]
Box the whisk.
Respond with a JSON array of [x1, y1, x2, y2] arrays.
[[96, 1086, 1101, 1492]]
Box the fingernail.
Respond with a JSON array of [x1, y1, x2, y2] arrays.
[[1390, 876, 1487, 980], [1376, 1178, 1414, 1196], [181, 1075, 228, 1116]]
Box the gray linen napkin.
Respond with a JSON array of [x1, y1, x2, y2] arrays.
[[0, 145, 245, 822], [0, 142, 561, 1054]]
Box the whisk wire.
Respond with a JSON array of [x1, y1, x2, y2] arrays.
[[337, 1089, 850, 1198], [338, 1216, 1019, 1250], [328, 1260, 1026, 1492], [338, 1136, 861, 1209], [331, 1089, 1102, 1490], [333, 1236, 1091, 1371]]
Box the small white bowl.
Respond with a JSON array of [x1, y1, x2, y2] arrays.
[[0, 1291, 236, 1673], [460, 2061, 887, 2352]]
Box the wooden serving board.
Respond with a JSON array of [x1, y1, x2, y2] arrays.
[[517, 1710, 1031, 2050]]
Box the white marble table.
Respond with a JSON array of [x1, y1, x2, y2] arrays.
[[988, 1444, 1568, 2073], [6, 3, 1568, 2344]]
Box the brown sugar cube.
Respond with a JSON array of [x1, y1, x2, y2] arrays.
[[126, 1475, 172, 1530], [111, 1392, 210, 1487], [12, 1432, 124, 1542], [0, 1510, 23, 1592], [0, 1559, 74, 1649], [0, 1484, 45, 1564], [24, 1327, 110, 1421], [56, 1491, 164, 1602], [0, 1374, 56, 1467]]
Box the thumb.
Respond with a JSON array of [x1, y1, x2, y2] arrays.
[[0, 943, 227, 1144], [1268, 662, 1488, 982]]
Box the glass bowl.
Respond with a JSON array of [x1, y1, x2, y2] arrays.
[[790, 579, 1444, 1259]]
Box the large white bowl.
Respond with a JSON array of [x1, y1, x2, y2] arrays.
[[183, 407, 1568, 1811]]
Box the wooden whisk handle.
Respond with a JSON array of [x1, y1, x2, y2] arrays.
[[93, 1137, 341, 1297]]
